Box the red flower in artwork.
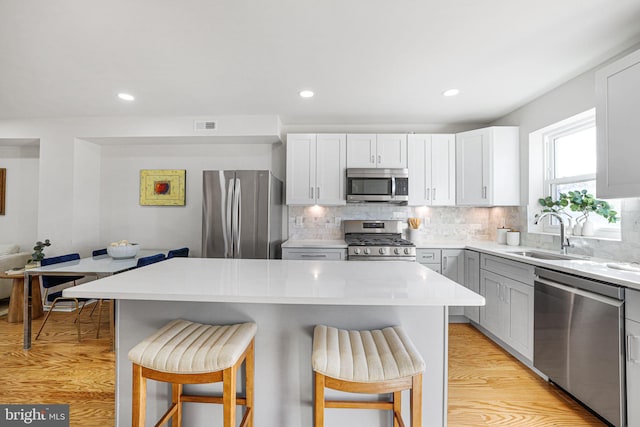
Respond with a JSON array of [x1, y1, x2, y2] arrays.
[[154, 181, 170, 195]]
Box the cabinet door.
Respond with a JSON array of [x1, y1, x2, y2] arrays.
[[407, 134, 431, 205], [315, 134, 346, 205], [431, 134, 456, 206], [442, 249, 464, 284], [456, 128, 491, 206], [627, 318, 640, 427], [376, 134, 407, 168], [479, 270, 503, 339], [346, 134, 376, 168], [286, 134, 316, 205], [596, 48, 640, 198], [464, 250, 480, 323], [443, 249, 465, 317], [281, 248, 346, 261], [504, 278, 534, 361]]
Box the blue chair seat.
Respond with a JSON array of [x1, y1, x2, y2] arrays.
[[167, 247, 189, 258], [136, 253, 166, 268]]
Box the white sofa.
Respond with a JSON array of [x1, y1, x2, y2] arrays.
[[0, 245, 31, 300]]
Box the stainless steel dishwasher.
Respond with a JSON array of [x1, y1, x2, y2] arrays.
[[534, 267, 625, 427]]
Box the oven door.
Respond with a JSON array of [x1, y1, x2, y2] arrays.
[[348, 255, 416, 262]]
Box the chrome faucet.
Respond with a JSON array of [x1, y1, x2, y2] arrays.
[[534, 212, 572, 255]]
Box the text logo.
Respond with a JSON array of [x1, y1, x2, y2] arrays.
[[0, 405, 69, 426]]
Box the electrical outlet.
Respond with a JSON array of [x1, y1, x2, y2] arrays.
[[295, 216, 303, 226], [335, 217, 342, 225]]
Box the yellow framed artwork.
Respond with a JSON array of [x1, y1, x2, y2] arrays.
[[139, 169, 186, 206]]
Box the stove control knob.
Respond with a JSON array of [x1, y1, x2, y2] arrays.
[[363, 248, 371, 255], [404, 248, 411, 255], [353, 248, 361, 255], [394, 248, 401, 255], [379, 248, 386, 255]]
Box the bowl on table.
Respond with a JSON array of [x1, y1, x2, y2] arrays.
[[107, 244, 140, 259]]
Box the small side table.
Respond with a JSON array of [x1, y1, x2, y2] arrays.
[[0, 273, 44, 323]]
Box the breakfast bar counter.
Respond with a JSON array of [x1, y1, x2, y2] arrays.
[[64, 258, 484, 427]]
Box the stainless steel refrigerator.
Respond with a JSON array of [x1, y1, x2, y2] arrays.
[[202, 170, 283, 259]]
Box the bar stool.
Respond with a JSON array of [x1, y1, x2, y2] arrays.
[[128, 319, 256, 427], [312, 325, 425, 427]]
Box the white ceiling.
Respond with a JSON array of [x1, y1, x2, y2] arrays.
[[1, 0, 640, 125]]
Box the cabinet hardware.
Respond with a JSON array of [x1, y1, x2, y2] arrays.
[[378, 154, 382, 164], [300, 254, 328, 258], [426, 188, 430, 200], [371, 155, 375, 164], [310, 187, 314, 199], [433, 188, 436, 200], [483, 186, 487, 199], [443, 257, 448, 270], [317, 187, 320, 199]]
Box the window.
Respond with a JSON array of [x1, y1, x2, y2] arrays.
[[535, 109, 621, 238]]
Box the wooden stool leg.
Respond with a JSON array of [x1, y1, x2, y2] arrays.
[[132, 364, 147, 427], [314, 371, 325, 427], [223, 365, 237, 427], [172, 383, 183, 427], [393, 390, 402, 427], [245, 339, 255, 427], [411, 373, 422, 427]]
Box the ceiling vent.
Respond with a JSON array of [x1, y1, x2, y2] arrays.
[[194, 120, 217, 131]]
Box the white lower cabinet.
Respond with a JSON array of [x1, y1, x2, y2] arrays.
[[479, 254, 534, 361], [627, 289, 640, 426], [281, 248, 346, 261], [416, 249, 441, 273]]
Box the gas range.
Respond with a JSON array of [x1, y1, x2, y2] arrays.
[[344, 220, 416, 261]]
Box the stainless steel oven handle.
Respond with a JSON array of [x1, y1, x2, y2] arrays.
[[535, 277, 623, 307], [391, 176, 396, 198]]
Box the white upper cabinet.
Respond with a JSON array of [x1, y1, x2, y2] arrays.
[[456, 126, 520, 206], [408, 134, 455, 206], [286, 134, 346, 206], [347, 134, 407, 168], [596, 48, 640, 198]]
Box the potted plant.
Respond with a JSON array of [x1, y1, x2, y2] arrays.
[[26, 239, 51, 268], [564, 190, 617, 236], [538, 191, 617, 236]]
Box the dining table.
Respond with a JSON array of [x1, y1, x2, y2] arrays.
[[22, 249, 166, 350]]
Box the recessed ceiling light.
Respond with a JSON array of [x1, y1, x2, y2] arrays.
[[117, 93, 135, 101], [299, 90, 314, 98], [442, 89, 459, 97]]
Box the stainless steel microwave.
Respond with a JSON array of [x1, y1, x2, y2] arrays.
[[346, 168, 409, 204]]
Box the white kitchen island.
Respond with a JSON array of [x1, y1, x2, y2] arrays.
[[64, 257, 484, 427]]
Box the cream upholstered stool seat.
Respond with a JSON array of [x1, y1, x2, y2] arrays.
[[128, 319, 256, 427], [312, 325, 425, 427]]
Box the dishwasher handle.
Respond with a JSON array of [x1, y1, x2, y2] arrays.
[[535, 277, 624, 307]]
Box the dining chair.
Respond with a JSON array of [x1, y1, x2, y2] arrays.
[[92, 248, 107, 256], [136, 253, 166, 268], [167, 247, 189, 258], [35, 253, 94, 342]]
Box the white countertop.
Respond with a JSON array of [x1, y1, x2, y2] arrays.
[[284, 239, 640, 290], [63, 257, 484, 307]]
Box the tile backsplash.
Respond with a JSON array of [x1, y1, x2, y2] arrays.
[[287, 200, 640, 263], [287, 205, 523, 242]]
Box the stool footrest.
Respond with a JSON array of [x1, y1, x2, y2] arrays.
[[181, 394, 247, 406], [239, 408, 252, 427], [156, 403, 178, 427], [325, 400, 394, 410]]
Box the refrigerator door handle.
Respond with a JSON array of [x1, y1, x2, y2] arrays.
[[233, 178, 241, 258], [225, 178, 235, 257]]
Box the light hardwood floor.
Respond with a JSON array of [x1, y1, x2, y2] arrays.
[[449, 323, 606, 426], [0, 311, 606, 426]]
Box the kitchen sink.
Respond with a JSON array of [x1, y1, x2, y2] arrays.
[[507, 250, 586, 261]]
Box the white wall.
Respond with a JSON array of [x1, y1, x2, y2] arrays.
[[0, 115, 281, 257], [493, 43, 640, 261], [99, 143, 275, 257], [0, 145, 39, 251]]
